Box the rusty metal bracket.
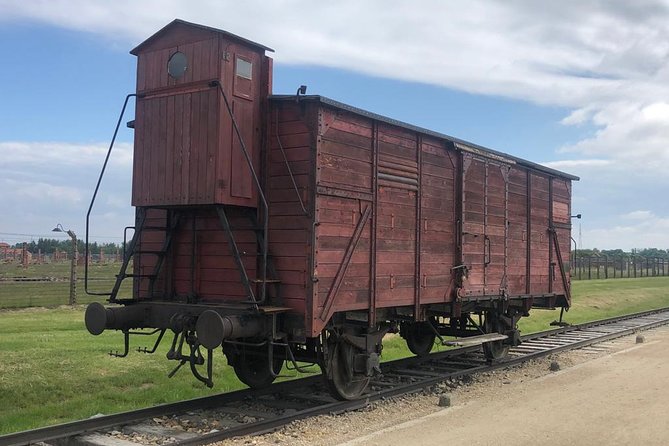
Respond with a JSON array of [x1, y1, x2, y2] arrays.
[[549, 226, 572, 308]]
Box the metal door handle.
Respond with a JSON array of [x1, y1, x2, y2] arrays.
[[484, 235, 491, 266]]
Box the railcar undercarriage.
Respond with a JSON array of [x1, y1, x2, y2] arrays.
[[86, 296, 540, 400]]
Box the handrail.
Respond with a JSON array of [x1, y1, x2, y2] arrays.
[[84, 93, 137, 296], [210, 80, 268, 304]]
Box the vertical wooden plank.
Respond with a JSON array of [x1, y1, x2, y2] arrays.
[[168, 46, 177, 88], [143, 99, 157, 205], [189, 91, 201, 203], [156, 96, 167, 203], [132, 100, 145, 205], [182, 42, 193, 84], [173, 94, 183, 204], [150, 51, 161, 90], [159, 48, 170, 88], [526, 170, 531, 294], [455, 148, 464, 295], [369, 121, 378, 327], [182, 93, 192, 204], [165, 95, 175, 203], [414, 134, 422, 319], [197, 90, 209, 201], [483, 161, 488, 294], [191, 40, 202, 82], [204, 38, 215, 79], [206, 90, 217, 202], [548, 177, 554, 293], [230, 99, 253, 198], [137, 55, 147, 92]]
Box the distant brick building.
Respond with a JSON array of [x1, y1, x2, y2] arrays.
[[0, 242, 33, 264]]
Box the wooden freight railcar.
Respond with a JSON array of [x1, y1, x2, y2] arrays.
[[85, 20, 578, 400]]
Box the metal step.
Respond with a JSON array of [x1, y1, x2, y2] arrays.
[[120, 274, 157, 279], [250, 278, 281, 284], [228, 226, 263, 232], [444, 333, 508, 347]]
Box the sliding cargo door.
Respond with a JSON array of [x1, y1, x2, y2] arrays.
[[461, 155, 510, 297]]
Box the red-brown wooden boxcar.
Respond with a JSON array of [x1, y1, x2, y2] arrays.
[[85, 20, 578, 400]]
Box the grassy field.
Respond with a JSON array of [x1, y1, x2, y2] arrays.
[[1, 276, 668, 434]]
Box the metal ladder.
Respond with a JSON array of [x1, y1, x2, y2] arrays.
[[216, 206, 281, 308], [108, 208, 181, 303]]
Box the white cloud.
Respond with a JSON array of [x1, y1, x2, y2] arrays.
[[583, 214, 669, 250], [0, 139, 133, 239], [622, 210, 654, 220], [2, 0, 669, 248], [4, 179, 82, 204], [542, 159, 612, 169], [0, 141, 132, 168]]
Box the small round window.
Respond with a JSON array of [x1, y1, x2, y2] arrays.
[[167, 52, 188, 79]]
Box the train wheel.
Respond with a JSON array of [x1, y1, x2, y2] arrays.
[[232, 345, 283, 389], [403, 321, 436, 357], [324, 336, 370, 400], [482, 313, 509, 361]]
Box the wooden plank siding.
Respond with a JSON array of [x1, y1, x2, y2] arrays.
[[419, 138, 457, 303], [135, 208, 259, 302], [529, 173, 551, 294], [313, 107, 374, 332], [130, 94, 573, 338], [265, 101, 313, 320], [506, 166, 529, 293]]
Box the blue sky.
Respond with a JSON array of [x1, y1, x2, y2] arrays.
[[1, 1, 669, 250]]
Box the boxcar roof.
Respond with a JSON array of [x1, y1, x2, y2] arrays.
[[131, 19, 274, 55], [270, 94, 579, 181]]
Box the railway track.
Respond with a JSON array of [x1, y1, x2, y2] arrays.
[[4, 307, 669, 446]]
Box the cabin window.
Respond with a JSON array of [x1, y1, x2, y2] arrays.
[[167, 52, 188, 79], [235, 57, 252, 80]]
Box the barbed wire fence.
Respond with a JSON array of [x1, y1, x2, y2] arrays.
[[572, 255, 669, 280], [3, 254, 668, 309], [0, 254, 130, 309]]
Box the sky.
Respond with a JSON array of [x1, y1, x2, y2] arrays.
[[1, 0, 668, 250]]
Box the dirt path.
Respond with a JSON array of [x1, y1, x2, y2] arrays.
[[340, 327, 669, 446]]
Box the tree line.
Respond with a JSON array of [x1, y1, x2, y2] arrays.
[[573, 248, 669, 259], [8, 239, 669, 259], [8, 238, 124, 256]]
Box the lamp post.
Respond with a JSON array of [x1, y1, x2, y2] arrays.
[[53, 224, 77, 305]]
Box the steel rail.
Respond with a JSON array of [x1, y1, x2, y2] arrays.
[[3, 306, 669, 446]]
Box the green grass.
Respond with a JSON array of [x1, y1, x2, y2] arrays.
[[518, 277, 669, 333], [0, 307, 267, 434], [0, 276, 668, 434]]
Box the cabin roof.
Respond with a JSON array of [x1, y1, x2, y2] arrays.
[[130, 19, 274, 55]]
